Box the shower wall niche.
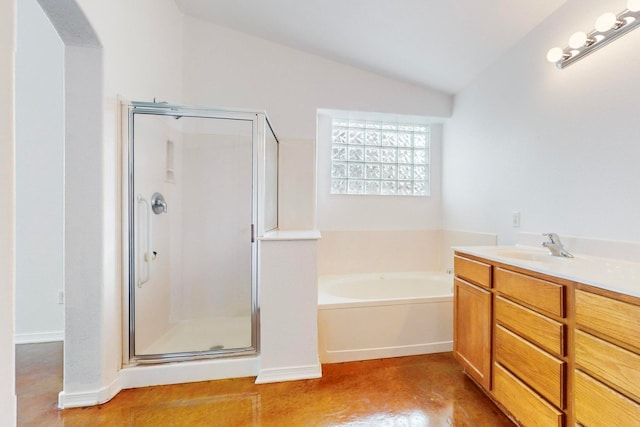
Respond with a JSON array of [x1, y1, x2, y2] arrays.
[[123, 102, 278, 364]]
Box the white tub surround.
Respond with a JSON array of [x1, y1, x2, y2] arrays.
[[318, 230, 441, 275], [318, 272, 453, 364], [256, 230, 322, 384], [454, 245, 640, 298]]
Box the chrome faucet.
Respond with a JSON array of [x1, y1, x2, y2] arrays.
[[542, 233, 573, 258]]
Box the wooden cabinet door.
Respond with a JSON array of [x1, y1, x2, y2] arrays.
[[454, 278, 492, 390]]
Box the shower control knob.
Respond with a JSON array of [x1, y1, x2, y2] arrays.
[[151, 192, 168, 214]]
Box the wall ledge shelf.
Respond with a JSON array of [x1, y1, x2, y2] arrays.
[[259, 229, 321, 241]]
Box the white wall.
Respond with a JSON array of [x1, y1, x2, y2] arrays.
[[178, 15, 454, 292], [181, 16, 452, 142], [181, 16, 453, 232], [68, 0, 182, 404], [16, 0, 65, 344], [177, 16, 455, 381], [31, 0, 185, 407], [443, 0, 640, 245], [0, 0, 17, 423]]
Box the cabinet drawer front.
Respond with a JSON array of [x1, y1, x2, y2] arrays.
[[576, 330, 640, 402], [575, 370, 640, 427], [494, 363, 564, 427], [496, 296, 564, 357], [575, 290, 640, 351], [494, 268, 564, 317], [454, 255, 491, 289], [495, 325, 565, 409]]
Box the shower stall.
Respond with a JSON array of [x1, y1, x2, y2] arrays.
[[123, 101, 278, 364]]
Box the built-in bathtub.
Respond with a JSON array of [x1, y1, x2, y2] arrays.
[[318, 272, 454, 363]]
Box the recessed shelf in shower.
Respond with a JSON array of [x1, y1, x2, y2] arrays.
[[165, 139, 175, 183]]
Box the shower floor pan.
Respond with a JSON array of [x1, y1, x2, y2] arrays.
[[139, 315, 252, 356]]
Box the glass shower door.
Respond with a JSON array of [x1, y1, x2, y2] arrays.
[[129, 108, 257, 361]]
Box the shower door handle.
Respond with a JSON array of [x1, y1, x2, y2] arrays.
[[137, 194, 152, 287]]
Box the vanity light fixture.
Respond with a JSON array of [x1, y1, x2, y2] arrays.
[[547, 0, 640, 68]]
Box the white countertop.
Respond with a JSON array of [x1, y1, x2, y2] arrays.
[[454, 245, 640, 298]]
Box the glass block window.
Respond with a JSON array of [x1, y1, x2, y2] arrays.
[[330, 119, 430, 196]]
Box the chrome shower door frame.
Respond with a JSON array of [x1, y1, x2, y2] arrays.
[[124, 101, 262, 365]]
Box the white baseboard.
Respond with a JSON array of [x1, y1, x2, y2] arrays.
[[255, 362, 322, 384], [15, 331, 63, 344], [58, 376, 121, 409], [320, 341, 453, 364]]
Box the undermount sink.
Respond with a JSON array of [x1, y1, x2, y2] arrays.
[[492, 249, 573, 263]]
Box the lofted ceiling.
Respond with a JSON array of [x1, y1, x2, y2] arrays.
[[174, 0, 568, 94]]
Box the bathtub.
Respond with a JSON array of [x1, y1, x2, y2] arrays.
[[318, 272, 453, 363]]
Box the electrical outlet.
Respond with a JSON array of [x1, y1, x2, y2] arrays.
[[512, 211, 521, 228], [58, 290, 64, 305]]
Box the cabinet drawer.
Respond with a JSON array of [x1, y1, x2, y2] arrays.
[[454, 255, 491, 289], [575, 370, 640, 427], [493, 363, 564, 427], [496, 296, 565, 357], [575, 290, 640, 351], [576, 330, 640, 402], [494, 268, 564, 317], [495, 325, 565, 409]]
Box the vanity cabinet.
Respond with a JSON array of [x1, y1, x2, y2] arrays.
[[454, 251, 570, 427], [574, 287, 640, 427], [453, 255, 492, 390], [454, 249, 640, 426]]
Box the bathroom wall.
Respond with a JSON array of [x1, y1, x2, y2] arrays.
[[15, 0, 184, 404], [0, 0, 16, 423], [443, 0, 640, 246], [179, 15, 454, 383], [316, 113, 446, 272], [180, 16, 452, 142], [15, 0, 65, 344], [180, 15, 453, 233], [179, 16, 454, 279], [53, 0, 184, 406]]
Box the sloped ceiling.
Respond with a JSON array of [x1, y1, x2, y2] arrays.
[[174, 0, 568, 94]]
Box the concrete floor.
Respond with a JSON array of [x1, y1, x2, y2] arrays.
[[16, 342, 513, 426]]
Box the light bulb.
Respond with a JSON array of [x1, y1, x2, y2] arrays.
[[595, 12, 618, 32], [546, 47, 565, 63], [628, 0, 640, 12], [569, 31, 588, 48]]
